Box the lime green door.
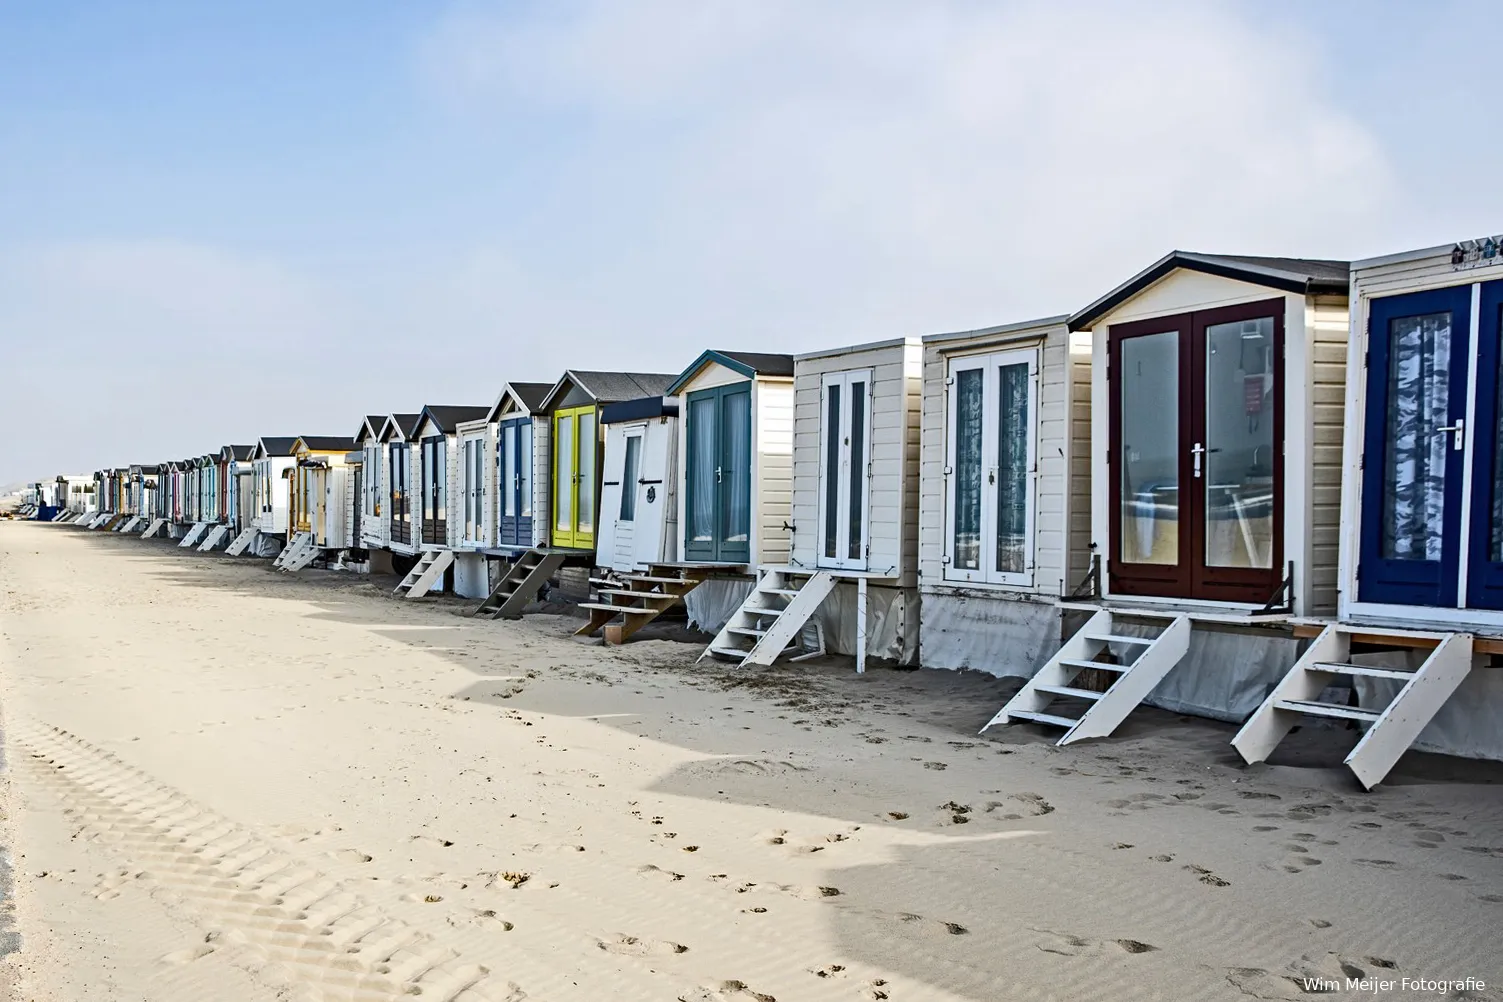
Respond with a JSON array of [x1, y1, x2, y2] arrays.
[[552, 405, 597, 549]]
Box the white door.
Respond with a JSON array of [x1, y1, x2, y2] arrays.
[[943, 347, 1039, 585], [460, 434, 486, 546], [612, 425, 646, 570], [817, 369, 873, 570], [634, 419, 671, 566]]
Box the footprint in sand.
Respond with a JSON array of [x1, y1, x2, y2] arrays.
[[1184, 864, 1230, 887], [679, 980, 777, 1002], [1228, 952, 1402, 1001], [333, 849, 374, 864], [596, 933, 688, 957], [1032, 928, 1159, 957], [637, 864, 685, 882]]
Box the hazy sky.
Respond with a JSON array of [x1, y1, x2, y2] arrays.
[[3, 0, 1500, 485]]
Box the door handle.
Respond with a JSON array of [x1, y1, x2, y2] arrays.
[[1191, 442, 1206, 478], [715, 466, 723, 483], [1437, 419, 1465, 451]]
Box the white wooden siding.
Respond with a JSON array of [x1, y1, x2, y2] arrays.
[[755, 379, 795, 566], [919, 319, 1079, 598], [790, 341, 921, 585]]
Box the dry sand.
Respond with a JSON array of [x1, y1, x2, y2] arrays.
[[0, 521, 1499, 1001]]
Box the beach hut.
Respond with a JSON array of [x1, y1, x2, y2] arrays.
[[470, 372, 675, 620], [388, 405, 489, 599], [1232, 234, 1503, 787], [979, 251, 1351, 748], [488, 382, 554, 551], [379, 413, 422, 561], [452, 412, 496, 599], [354, 416, 387, 556], [249, 438, 298, 555], [275, 436, 358, 572]]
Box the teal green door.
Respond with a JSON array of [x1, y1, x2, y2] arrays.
[[684, 383, 752, 563]]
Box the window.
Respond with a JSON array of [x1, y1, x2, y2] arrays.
[[620, 434, 642, 521], [818, 369, 872, 569], [944, 347, 1039, 585]]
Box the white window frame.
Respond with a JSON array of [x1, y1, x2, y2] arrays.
[[459, 432, 486, 546], [943, 347, 1040, 587], [816, 368, 874, 571]]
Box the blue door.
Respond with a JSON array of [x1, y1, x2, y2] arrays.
[[1467, 280, 1503, 610], [683, 383, 752, 564], [1358, 283, 1501, 608], [497, 417, 533, 547]]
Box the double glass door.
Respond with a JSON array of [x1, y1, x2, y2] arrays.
[[819, 370, 872, 570], [389, 443, 411, 544], [497, 417, 533, 547], [1359, 280, 1503, 610], [684, 383, 752, 563], [552, 406, 596, 549], [1110, 300, 1284, 602], [420, 437, 447, 545], [460, 435, 485, 544]]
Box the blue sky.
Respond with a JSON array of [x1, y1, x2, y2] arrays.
[[2, 0, 1501, 485]]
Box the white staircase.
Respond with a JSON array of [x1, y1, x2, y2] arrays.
[[87, 513, 111, 528], [1232, 625, 1474, 790], [118, 515, 142, 533], [981, 610, 1191, 744], [197, 524, 230, 552], [178, 522, 210, 548], [140, 517, 168, 539], [701, 568, 837, 667], [472, 549, 567, 619], [223, 526, 259, 556], [394, 549, 455, 599], [273, 531, 320, 572]]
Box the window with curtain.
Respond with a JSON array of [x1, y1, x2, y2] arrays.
[[578, 413, 596, 531], [1383, 312, 1451, 562], [620, 435, 641, 521], [723, 390, 751, 543], [688, 395, 716, 542]]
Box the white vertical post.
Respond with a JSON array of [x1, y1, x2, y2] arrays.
[[856, 576, 868, 674]]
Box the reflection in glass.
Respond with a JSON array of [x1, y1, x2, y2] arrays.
[[1493, 306, 1503, 563], [1121, 331, 1179, 565], [620, 435, 640, 521], [824, 384, 841, 559], [578, 413, 595, 531], [1383, 312, 1450, 561], [1204, 317, 1275, 568], [952, 368, 983, 569], [555, 416, 573, 530], [848, 381, 865, 560], [723, 390, 751, 543], [996, 362, 1029, 573], [688, 396, 715, 542]]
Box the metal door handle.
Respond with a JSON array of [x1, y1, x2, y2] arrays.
[[1191, 442, 1206, 478], [715, 466, 723, 483], [1437, 419, 1465, 450]]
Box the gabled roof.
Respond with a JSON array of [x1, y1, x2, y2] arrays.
[[255, 436, 299, 458], [295, 435, 356, 453], [486, 381, 554, 422], [541, 370, 678, 412], [379, 413, 422, 443], [666, 350, 794, 394], [355, 415, 386, 443], [1068, 251, 1351, 332], [416, 405, 490, 436]]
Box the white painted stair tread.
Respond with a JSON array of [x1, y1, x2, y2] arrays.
[[1231, 625, 1475, 790], [980, 610, 1192, 746], [700, 570, 836, 667]]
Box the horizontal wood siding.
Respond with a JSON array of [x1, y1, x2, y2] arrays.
[[1308, 294, 1349, 614], [1067, 332, 1093, 592], [532, 416, 551, 548], [789, 342, 921, 585], [919, 320, 1076, 598], [755, 379, 794, 566]]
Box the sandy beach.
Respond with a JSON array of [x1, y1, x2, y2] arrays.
[[0, 521, 1498, 1001]]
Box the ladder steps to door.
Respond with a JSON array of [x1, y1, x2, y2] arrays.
[[1033, 684, 1104, 702], [596, 589, 678, 601], [726, 626, 768, 637], [1308, 662, 1416, 680], [759, 588, 803, 597], [1272, 699, 1381, 722], [627, 574, 697, 585], [1008, 709, 1081, 730], [701, 570, 837, 666], [1084, 633, 1154, 646], [1056, 657, 1129, 673], [709, 645, 751, 659], [578, 602, 657, 616], [474, 550, 566, 618]]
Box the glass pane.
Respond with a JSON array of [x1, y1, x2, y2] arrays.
[[519, 423, 532, 517], [1383, 312, 1450, 561], [688, 396, 716, 541], [502, 431, 516, 517], [437, 440, 447, 512], [1204, 316, 1276, 569], [1120, 331, 1179, 565], [996, 362, 1029, 573], [556, 416, 573, 530], [848, 380, 865, 560], [952, 367, 982, 570], [578, 413, 596, 531], [824, 383, 841, 559], [723, 390, 751, 543], [621, 435, 641, 521], [1494, 306, 1503, 563]]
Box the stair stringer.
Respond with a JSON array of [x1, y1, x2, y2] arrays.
[[279, 539, 323, 573], [1345, 633, 1473, 791], [273, 532, 313, 570], [740, 571, 837, 667], [1231, 625, 1347, 766], [117, 516, 141, 533], [179, 522, 210, 548], [1058, 615, 1191, 744], [488, 552, 566, 618], [981, 610, 1116, 732], [140, 518, 168, 539]]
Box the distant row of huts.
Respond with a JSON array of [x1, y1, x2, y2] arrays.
[[38, 238, 1503, 788]]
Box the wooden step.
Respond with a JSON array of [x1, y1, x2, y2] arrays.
[[1273, 699, 1381, 722], [1008, 709, 1081, 729], [1084, 633, 1155, 646], [596, 589, 678, 601], [1057, 658, 1129, 673], [1308, 662, 1416, 680], [577, 602, 657, 616], [628, 574, 694, 585], [709, 645, 751, 659], [1034, 684, 1104, 701]]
